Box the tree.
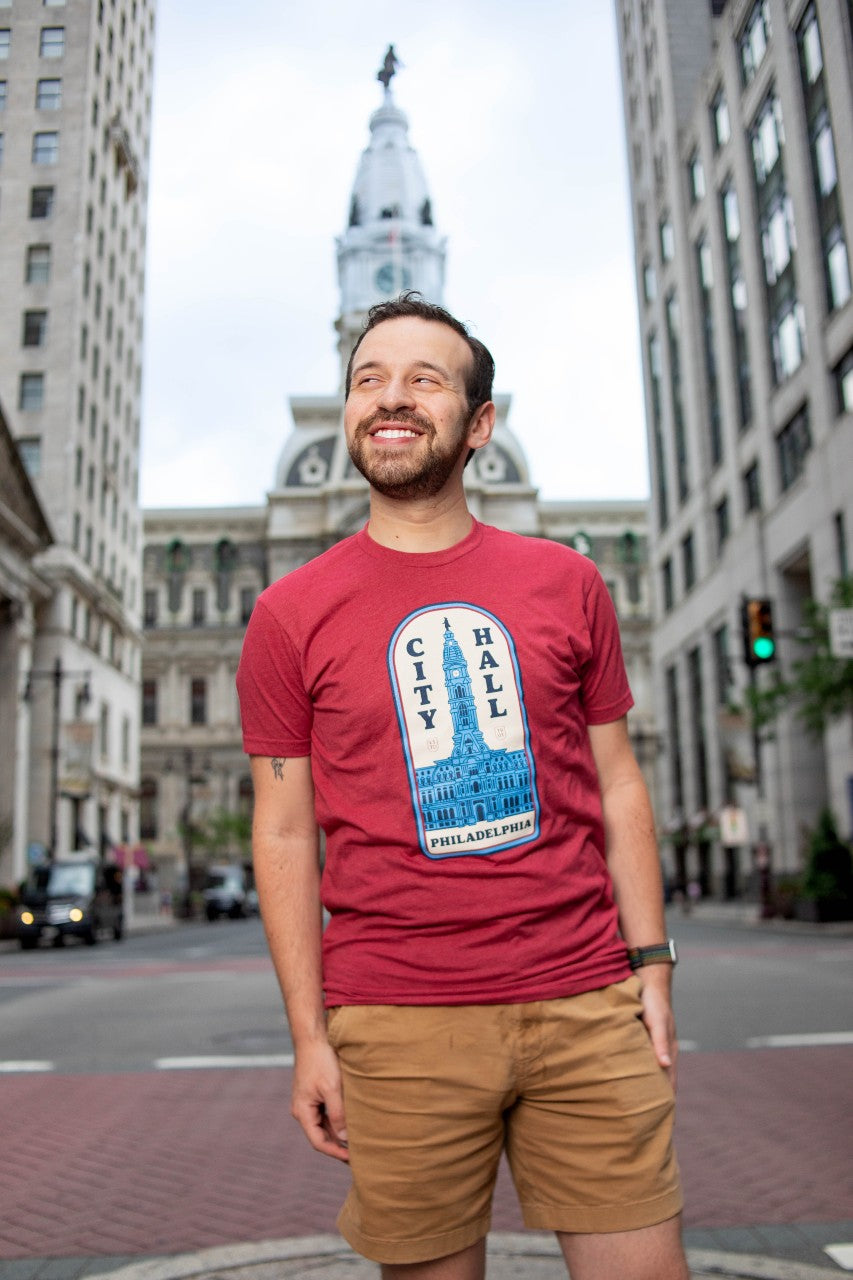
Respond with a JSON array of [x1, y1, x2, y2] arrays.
[[746, 576, 853, 737], [193, 809, 252, 861]]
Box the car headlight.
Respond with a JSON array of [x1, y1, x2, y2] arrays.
[[20, 910, 35, 926], [69, 908, 84, 923]]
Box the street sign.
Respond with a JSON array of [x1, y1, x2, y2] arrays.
[[829, 608, 853, 658], [719, 805, 749, 847]]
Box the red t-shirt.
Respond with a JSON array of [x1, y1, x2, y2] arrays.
[[237, 520, 634, 1006]]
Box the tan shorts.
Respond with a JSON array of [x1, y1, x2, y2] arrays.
[[326, 977, 682, 1265]]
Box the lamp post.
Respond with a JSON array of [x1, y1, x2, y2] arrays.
[[165, 747, 210, 914], [23, 658, 91, 860]]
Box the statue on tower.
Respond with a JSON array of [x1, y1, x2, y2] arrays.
[[377, 44, 400, 91]]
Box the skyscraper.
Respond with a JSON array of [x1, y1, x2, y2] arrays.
[[615, 0, 853, 891], [0, 0, 156, 881]]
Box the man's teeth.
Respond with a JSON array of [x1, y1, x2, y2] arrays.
[[374, 428, 418, 439]]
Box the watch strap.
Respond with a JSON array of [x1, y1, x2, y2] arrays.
[[626, 939, 677, 970]]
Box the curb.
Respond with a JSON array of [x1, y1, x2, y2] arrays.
[[75, 1233, 845, 1280]]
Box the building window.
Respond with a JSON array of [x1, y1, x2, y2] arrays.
[[665, 665, 684, 812], [32, 131, 59, 164], [99, 702, 109, 761], [682, 531, 696, 592], [834, 346, 853, 414], [721, 183, 752, 428], [711, 89, 730, 149], [140, 778, 157, 840], [712, 624, 732, 707], [0, 30, 10, 59], [143, 588, 158, 627], [662, 557, 674, 612], [689, 152, 705, 203], [0, 79, 6, 108], [772, 302, 806, 382], [643, 260, 656, 303], [687, 646, 710, 810], [659, 217, 675, 262], [777, 405, 811, 491], [17, 436, 42, 476], [740, 1, 770, 85], [647, 332, 669, 529], [23, 310, 48, 346], [240, 586, 255, 624], [666, 292, 690, 502], [19, 374, 45, 411], [714, 497, 729, 555], [696, 237, 722, 467], [36, 78, 62, 109], [39, 27, 65, 58], [751, 94, 784, 184], [141, 678, 157, 726], [743, 461, 761, 512], [30, 185, 54, 218], [192, 588, 206, 625], [190, 678, 207, 726]]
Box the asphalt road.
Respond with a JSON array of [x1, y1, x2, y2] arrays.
[[1, 911, 851, 1072]]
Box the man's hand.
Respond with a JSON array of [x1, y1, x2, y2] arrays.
[[637, 969, 678, 1089], [291, 1038, 349, 1162]]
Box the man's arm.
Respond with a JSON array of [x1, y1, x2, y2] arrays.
[[587, 716, 678, 1085], [250, 754, 349, 1160]]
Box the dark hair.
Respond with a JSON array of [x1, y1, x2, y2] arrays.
[[344, 291, 495, 413]]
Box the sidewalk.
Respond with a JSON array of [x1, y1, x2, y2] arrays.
[[2, 1233, 847, 1280]]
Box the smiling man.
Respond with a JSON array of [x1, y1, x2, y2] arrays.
[[236, 293, 688, 1280]]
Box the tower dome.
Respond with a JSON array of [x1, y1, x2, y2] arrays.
[[335, 48, 447, 374]]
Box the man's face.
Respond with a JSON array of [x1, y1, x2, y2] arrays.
[[344, 317, 482, 500]]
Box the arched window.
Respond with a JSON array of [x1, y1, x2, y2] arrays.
[[140, 777, 157, 840]]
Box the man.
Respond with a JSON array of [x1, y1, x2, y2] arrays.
[[237, 294, 688, 1280]]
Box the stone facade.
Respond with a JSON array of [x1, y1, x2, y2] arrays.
[[615, 0, 853, 891], [0, 1, 156, 880]]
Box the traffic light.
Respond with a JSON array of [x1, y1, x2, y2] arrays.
[[741, 597, 776, 666]]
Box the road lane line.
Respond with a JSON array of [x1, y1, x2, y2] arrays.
[[0, 1060, 55, 1073], [825, 1244, 853, 1271], [746, 1032, 853, 1048], [154, 1054, 294, 1069]]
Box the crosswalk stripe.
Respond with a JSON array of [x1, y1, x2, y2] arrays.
[[0, 1061, 55, 1073], [154, 1054, 294, 1069], [746, 1032, 853, 1048]]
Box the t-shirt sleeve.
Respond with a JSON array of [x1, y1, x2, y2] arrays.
[[578, 567, 634, 725], [236, 597, 312, 756]]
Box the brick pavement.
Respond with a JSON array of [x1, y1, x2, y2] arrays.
[[2, 1046, 851, 1262]]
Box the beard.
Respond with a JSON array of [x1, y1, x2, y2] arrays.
[[347, 408, 471, 500]]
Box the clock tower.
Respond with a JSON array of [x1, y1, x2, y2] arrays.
[[335, 49, 447, 382]]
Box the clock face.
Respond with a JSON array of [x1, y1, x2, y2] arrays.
[[375, 261, 412, 293]]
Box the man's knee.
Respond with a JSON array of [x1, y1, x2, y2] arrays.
[[557, 1214, 688, 1280]]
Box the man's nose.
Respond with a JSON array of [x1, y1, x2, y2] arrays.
[[377, 376, 416, 410]]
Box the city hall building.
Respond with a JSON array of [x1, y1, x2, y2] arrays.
[[140, 68, 658, 895]]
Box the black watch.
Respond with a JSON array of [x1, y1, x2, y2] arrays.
[[626, 939, 678, 970]]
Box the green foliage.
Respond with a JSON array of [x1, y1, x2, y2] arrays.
[[192, 808, 252, 859], [803, 808, 853, 904], [744, 577, 853, 737]]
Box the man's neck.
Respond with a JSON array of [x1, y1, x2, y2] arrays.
[[365, 489, 474, 553]]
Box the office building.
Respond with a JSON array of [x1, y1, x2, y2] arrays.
[[0, 0, 156, 883], [615, 0, 853, 890]]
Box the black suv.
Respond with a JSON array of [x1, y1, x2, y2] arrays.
[[18, 858, 124, 949]]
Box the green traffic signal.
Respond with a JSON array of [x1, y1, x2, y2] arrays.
[[753, 636, 775, 661], [742, 597, 776, 666]]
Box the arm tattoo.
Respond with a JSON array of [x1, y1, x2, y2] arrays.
[[271, 757, 286, 781]]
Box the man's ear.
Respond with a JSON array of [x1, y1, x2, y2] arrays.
[[466, 400, 496, 453]]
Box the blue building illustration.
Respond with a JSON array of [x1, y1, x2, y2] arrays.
[[415, 618, 533, 830]]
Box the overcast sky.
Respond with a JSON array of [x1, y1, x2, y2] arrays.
[[139, 1, 649, 510]]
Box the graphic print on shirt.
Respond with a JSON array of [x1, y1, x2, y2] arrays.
[[388, 603, 540, 859]]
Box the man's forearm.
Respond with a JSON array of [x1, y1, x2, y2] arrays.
[[253, 831, 326, 1044]]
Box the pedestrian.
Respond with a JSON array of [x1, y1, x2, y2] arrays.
[[237, 292, 688, 1280]]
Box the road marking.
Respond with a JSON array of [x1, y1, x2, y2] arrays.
[[154, 1054, 294, 1070], [0, 1061, 55, 1073], [677, 1040, 700, 1052], [825, 1244, 853, 1270], [746, 1032, 853, 1049]]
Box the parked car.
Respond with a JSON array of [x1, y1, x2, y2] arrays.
[[18, 857, 124, 949], [202, 864, 248, 920]]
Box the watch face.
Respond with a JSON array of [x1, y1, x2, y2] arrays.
[[375, 261, 411, 293]]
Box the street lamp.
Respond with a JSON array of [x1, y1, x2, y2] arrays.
[[165, 748, 211, 913], [22, 657, 91, 859]]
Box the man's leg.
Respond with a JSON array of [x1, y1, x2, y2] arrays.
[[381, 1239, 486, 1280], [557, 1216, 689, 1280]]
